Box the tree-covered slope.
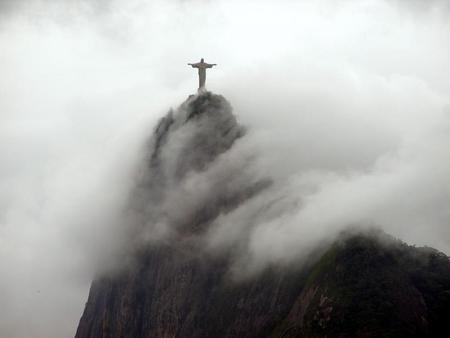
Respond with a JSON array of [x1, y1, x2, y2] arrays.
[[280, 231, 450, 337]]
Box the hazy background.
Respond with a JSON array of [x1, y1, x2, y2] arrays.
[[1, 0, 450, 337]]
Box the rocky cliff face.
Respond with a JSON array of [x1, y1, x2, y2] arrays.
[[75, 93, 450, 338]]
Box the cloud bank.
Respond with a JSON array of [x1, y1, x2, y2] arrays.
[[1, 0, 450, 337]]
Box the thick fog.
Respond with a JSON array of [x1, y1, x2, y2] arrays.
[[1, 0, 450, 337]]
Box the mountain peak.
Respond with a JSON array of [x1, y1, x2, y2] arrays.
[[75, 95, 450, 338]]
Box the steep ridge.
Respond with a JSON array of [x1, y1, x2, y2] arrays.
[[76, 93, 450, 338]]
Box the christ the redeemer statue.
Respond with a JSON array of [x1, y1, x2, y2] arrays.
[[188, 58, 217, 93]]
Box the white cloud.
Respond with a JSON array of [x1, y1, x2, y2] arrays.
[[1, 0, 450, 337]]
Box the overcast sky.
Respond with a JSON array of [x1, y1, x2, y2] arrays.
[[1, 0, 450, 337]]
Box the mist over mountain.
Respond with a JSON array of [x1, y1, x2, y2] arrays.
[[102, 92, 272, 274], [123, 92, 261, 246], [76, 93, 450, 338], [2, 1, 450, 337]]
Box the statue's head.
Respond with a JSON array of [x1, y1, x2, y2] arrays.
[[201, 58, 204, 62]]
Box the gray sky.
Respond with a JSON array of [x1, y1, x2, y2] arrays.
[[1, 0, 450, 337]]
